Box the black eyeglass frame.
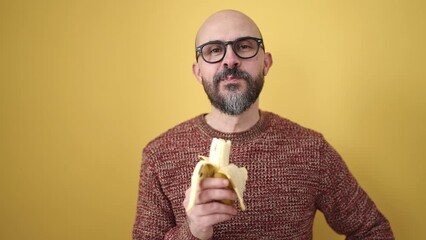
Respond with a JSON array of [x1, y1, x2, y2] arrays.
[[195, 36, 264, 63]]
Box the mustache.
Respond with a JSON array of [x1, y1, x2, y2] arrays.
[[213, 67, 252, 84]]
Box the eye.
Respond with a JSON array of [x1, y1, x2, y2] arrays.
[[236, 40, 256, 51], [210, 47, 223, 54], [202, 43, 223, 56], [240, 44, 252, 50]]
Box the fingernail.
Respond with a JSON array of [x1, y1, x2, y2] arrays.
[[222, 179, 228, 186]]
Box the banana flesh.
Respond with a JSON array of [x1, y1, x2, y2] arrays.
[[186, 138, 248, 212]]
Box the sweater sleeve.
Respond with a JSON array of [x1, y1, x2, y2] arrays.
[[315, 138, 394, 239], [132, 149, 198, 240]]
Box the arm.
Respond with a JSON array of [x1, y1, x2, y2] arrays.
[[132, 149, 198, 240], [315, 138, 394, 239]]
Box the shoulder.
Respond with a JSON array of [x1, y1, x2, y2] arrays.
[[143, 115, 203, 154], [263, 111, 324, 141], [140, 115, 208, 179]]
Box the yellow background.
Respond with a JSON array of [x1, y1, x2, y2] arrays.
[[1, 0, 425, 239]]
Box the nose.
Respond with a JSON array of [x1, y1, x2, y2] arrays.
[[222, 44, 241, 69]]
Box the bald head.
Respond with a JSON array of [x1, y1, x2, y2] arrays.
[[195, 10, 263, 47]]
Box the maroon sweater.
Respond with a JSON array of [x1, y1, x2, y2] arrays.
[[133, 111, 393, 239]]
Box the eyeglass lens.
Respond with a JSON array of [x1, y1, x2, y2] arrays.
[[201, 38, 260, 63]]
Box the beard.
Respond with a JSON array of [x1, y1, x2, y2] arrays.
[[201, 67, 264, 116]]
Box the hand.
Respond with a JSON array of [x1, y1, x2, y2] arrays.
[[183, 178, 238, 240]]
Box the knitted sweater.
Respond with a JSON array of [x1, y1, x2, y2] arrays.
[[133, 111, 394, 239]]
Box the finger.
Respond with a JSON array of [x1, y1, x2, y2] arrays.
[[193, 212, 236, 228], [200, 177, 229, 189], [192, 201, 238, 217], [185, 188, 191, 198], [183, 187, 192, 208], [198, 188, 237, 204]]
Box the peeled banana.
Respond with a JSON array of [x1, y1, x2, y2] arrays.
[[186, 138, 248, 212]]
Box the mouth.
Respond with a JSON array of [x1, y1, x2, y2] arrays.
[[222, 74, 242, 82], [213, 67, 249, 85]]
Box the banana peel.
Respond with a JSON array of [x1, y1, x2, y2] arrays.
[[186, 138, 248, 212]]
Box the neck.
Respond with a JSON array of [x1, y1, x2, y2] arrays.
[[205, 100, 260, 133]]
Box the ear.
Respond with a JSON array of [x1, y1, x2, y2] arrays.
[[192, 62, 203, 84], [262, 52, 273, 76]]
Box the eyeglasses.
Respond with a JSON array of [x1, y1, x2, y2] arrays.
[[195, 37, 264, 64]]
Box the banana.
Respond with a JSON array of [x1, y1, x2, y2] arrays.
[[186, 138, 248, 212]]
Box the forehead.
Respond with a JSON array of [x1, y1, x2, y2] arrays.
[[196, 11, 261, 45]]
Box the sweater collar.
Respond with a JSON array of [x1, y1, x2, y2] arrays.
[[195, 110, 271, 142]]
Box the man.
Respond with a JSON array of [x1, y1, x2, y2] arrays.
[[133, 10, 394, 239]]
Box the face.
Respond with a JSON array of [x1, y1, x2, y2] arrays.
[[193, 10, 273, 115]]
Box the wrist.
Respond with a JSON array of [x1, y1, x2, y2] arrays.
[[186, 217, 213, 240]]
